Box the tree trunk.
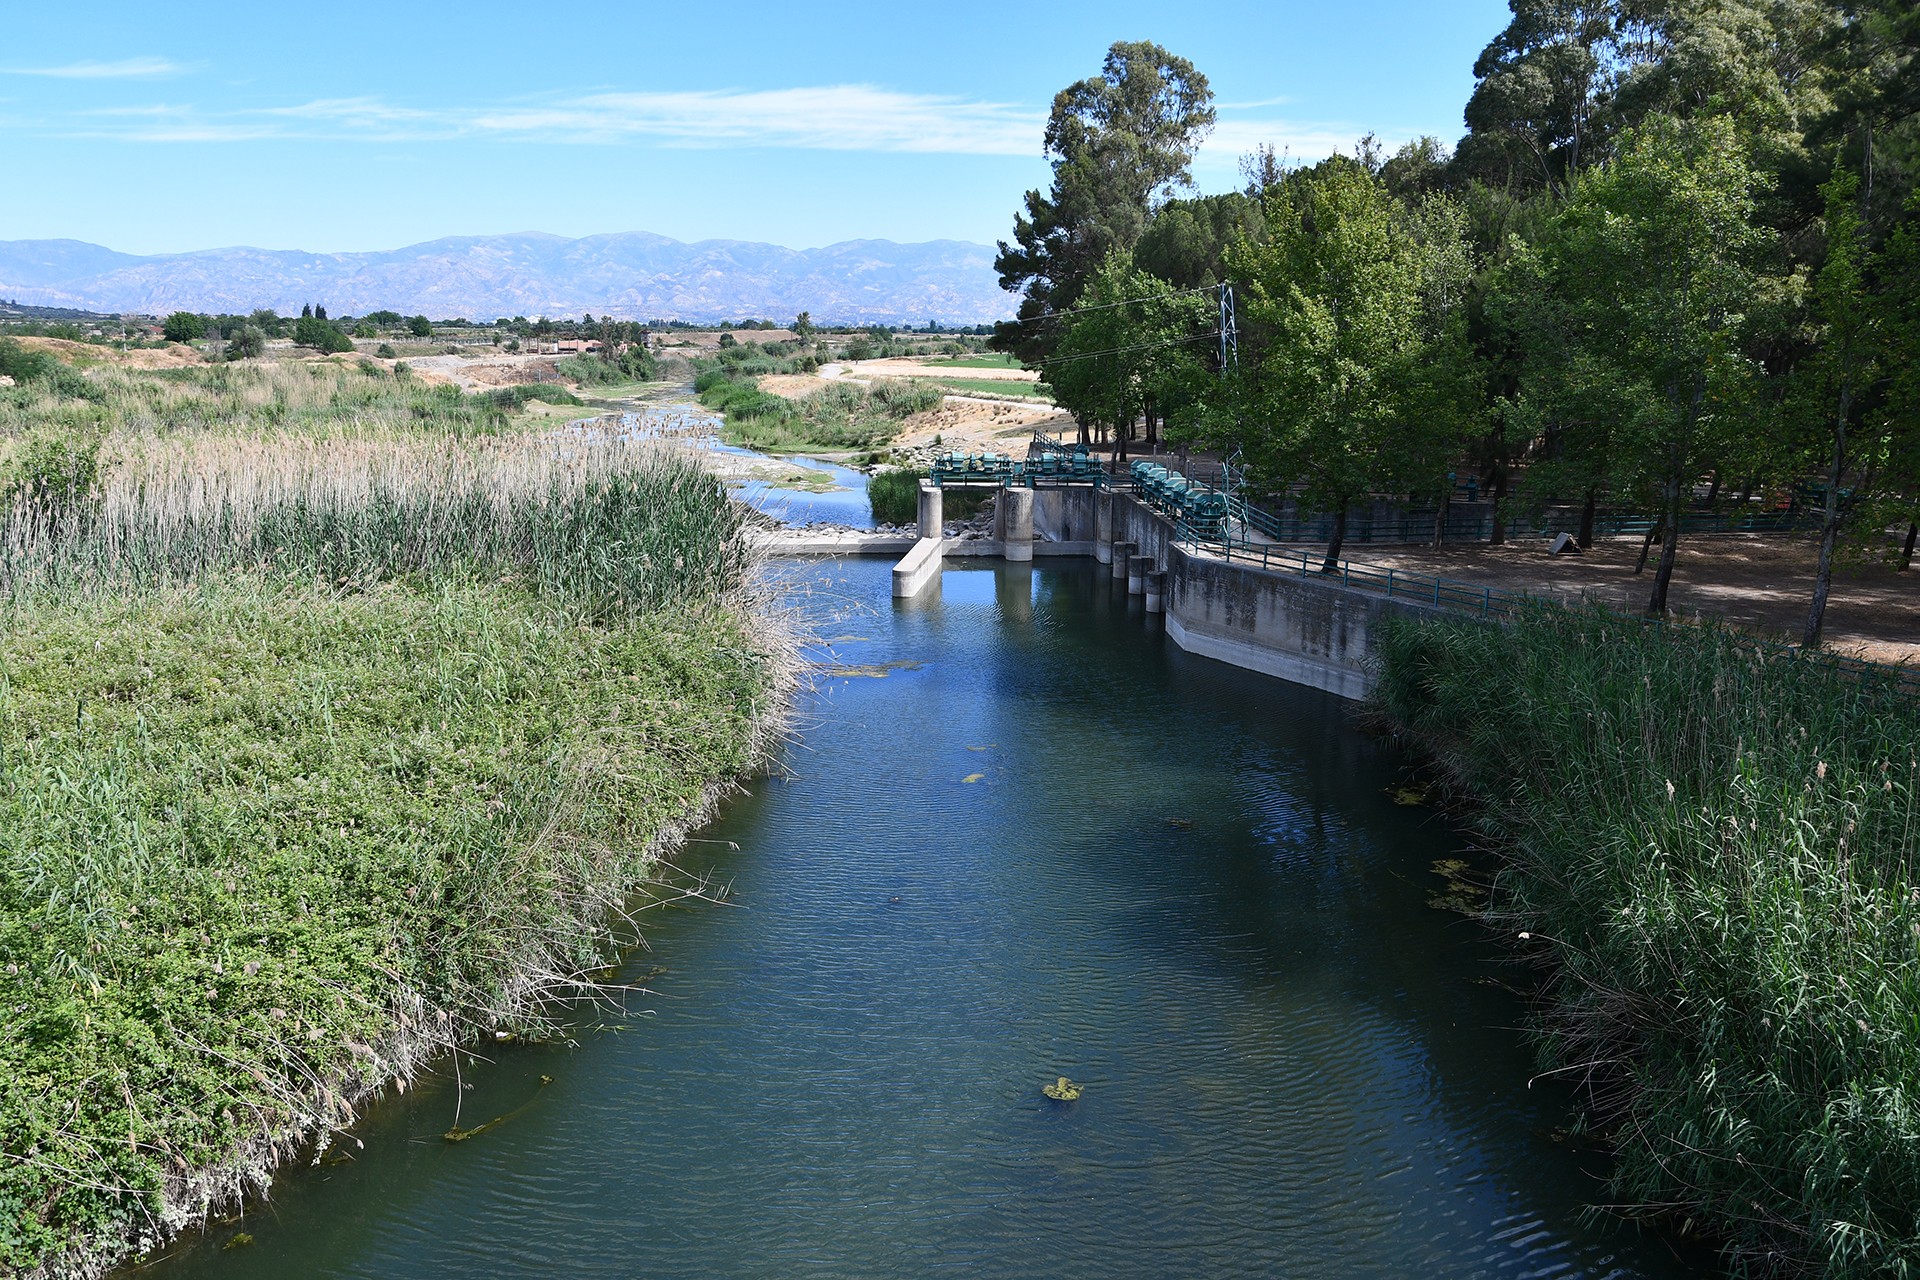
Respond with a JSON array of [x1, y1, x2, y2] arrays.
[[1487, 465, 1509, 546], [1577, 487, 1597, 549], [1704, 469, 1721, 505], [1634, 518, 1660, 574], [1803, 385, 1850, 647], [1647, 482, 1682, 614], [1321, 504, 1348, 574], [1076, 418, 1089, 448], [1901, 522, 1917, 571], [1432, 491, 1448, 548]]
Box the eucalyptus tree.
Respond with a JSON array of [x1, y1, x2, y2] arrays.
[[1222, 158, 1473, 570], [1455, 0, 1633, 193], [993, 42, 1215, 365], [1520, 114, 1770, 614]]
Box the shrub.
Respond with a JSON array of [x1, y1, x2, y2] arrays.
[[162, 312, 205, 343], [408, 315, 432, 337], [375, 343, 397, 360], [293, 316, 354, 354], [225, 325, 267, 360]]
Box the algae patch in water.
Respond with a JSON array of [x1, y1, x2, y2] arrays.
[[962, 773, 985, 784], [1042, 1077, 1083, 1102], [815, 659, 927, 679], [1427, 858, 1489, 915]]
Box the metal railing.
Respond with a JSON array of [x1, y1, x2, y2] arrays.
[[1172, 519, 1526, 619]]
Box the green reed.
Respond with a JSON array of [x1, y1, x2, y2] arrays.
[[1374, 607, 1920, 1277]]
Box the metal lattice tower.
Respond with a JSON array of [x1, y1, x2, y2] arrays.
[[1218, 282, 1238, 376]]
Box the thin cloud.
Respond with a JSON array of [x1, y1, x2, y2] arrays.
[[6, 57, 185, 80], [60, 85, 1048, 153], [35, 83, 1411, 168]]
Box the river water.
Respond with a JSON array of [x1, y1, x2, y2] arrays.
[[146, 557, 1698, 1278]]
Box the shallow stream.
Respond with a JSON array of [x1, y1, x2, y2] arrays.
[[146, 557, 1701, 1279]]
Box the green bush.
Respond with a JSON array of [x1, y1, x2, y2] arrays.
[[292, 316, 354, 354], [487, 383, 582, 411], [162, 312, 205, 343], [867, 466, 923, 524], [2, 432, 103, 524], [1375, 608, 1920, 1276], [225, 325, 267, 360]]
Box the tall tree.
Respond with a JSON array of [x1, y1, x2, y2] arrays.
[[993, 42, 1214, 364], [1456, 0, 1632, 193], [1521, 114, 1770, 613], [1798, 170, 1880, 644], [1220, 158, 1466, 570], [1046, 251, 1212, 453]]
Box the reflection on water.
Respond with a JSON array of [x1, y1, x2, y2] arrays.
[[146, 559, 1701, 1280]]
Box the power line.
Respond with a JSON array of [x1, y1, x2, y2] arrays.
[[1034, 330, 1222, 369], [1005, 285, 1218, 328]]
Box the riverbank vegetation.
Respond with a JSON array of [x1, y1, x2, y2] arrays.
[[696, 363, 942, 453], [1002, 20, 1919, 636], [866, 467, 991, 526], [0, 356, 787, 1274], [1007, 26, 1920, 1276], [1375, 610, 1920, 1276]]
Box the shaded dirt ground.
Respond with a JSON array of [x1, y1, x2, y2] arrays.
[[1335, 534, 1919, 664]]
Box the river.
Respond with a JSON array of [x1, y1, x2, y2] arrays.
[[143, 549, 1702, 1278]]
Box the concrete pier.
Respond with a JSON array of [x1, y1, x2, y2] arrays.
[[1001, 487, 1034, 563], [892, 536, 944, 598], [918, 480, 943, 541], [1144, 570, 1166, 614], [883, 477, 1449, 700]]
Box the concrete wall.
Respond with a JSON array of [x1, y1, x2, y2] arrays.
[[1029, 487, 1100, 545], [900, 487, 1445, 699], [1115, 495, 1441, 701], [1163, 541, 1440, 700]]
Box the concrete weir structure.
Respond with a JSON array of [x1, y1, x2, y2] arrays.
[[889, 481, 1448, 701]]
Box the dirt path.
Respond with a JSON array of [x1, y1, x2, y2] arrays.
[[1328, 534, 1919, 664]]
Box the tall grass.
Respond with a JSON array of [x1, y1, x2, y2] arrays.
[[0, 359, 791, 1274], [0, 360, 520, 445], [1374, 608, 1920, 1277], [3, 430, 751, 619]]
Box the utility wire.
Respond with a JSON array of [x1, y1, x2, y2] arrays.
[[1005, 285, 1218, 328], [1034, 330, 1222, 369]]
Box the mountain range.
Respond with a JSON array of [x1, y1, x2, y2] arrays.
[[0, 232, 1017, 325]]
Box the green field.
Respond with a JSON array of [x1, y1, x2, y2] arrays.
[[923, 353, 1024, 370], [913, 375, 1053, 400]]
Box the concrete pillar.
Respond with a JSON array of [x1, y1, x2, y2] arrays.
[[917, 480, 943, 540], [1144, 570, 1166, 614], [1128, 554, 1152, 595], [1110, 541, 1134, 580], [1002, 486, 1034, 562], [1093, 490, 1115, 564]]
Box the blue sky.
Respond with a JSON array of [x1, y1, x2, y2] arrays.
[[1, 1, 1512, 255]]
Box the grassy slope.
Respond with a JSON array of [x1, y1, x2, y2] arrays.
[[1374, 608, 1920, 1277], [0, 360, 786, 1273]]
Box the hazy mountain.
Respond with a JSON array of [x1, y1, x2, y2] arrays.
[[0, 232, 1017, 325]]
